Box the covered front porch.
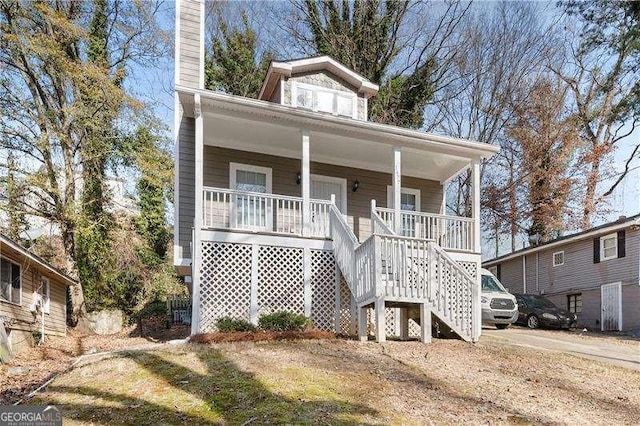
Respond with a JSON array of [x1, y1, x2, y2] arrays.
[[176, 88, 498, 341], [178, 88, 488, 254]]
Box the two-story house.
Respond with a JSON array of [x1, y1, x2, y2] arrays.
[[173, 0, 498, 343], [483, 214, 640, 333]]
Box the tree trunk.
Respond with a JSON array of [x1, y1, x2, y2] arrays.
[[61, 223, 86, 325], [582, 158, 600, 230]]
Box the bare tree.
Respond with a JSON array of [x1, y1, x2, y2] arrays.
[[552, 2, 640, 229]]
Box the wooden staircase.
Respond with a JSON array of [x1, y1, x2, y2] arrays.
[[329, 202, 479, 343]]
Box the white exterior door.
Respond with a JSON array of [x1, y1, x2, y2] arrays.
[[311, 175, 346, 212], [311, 175, 346, 236], [387, 187, 421, 237], [601, 282, 622, 331], [230, 163, 273, 231]]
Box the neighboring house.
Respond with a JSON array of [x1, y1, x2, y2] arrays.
[[0, 234, 75, 354], [173, 0, 498, 342], [483, 215, 640, 333]]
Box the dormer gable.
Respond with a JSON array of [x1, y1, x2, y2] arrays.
[[258, 56, 378, 121]]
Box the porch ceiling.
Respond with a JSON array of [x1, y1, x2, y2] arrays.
[[180, 88, 496, 183]]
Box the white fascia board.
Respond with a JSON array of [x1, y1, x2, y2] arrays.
[[286, 56, 379, 95], [483, 218, 640, 266], [176, 85, 499, 161], [258, 62, 293, 100]]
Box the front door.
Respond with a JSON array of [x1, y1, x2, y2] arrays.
[[387, 187, 421, 237], [311, 175, 346, 235], [230, 163, 272, 231], [601, 282, 622, 331], [311, 175, 346, 212]]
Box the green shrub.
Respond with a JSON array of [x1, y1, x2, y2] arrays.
[[134, 300, 168, 320], [258, 311, 309, 332], [215, 316, 256, 332]]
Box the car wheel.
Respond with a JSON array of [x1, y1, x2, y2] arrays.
[[495, 324, 509, 330], [527, 315, 539, 329]]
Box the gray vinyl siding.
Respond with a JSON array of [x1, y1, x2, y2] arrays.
[[282, 70, 368, 119], [0, 245, 68, 338], [176, 114, 195, 260], [484, 227, 640, 331], [178, 1, 201, 88], [525, 254, 538, 293], [498, 259, 524, 293], [622, 284, 640, 332], [200, 146, 443, 243]]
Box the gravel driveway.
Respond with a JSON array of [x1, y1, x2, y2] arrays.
[[482, 326, 640, 370]]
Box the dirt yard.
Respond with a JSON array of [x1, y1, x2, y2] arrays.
[[3, 332, 637, 425]]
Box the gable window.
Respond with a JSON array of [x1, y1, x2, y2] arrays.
[[40, 277, 50, 314], [0, 258, 21, 304], [567, 294, 582, 314], [292, 82, 356, 118], [552, 251, 564, 267], [600, 233, 618, 261]]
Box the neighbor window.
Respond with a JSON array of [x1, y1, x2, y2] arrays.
[[40, 276, 50, 314], [600, 233, 617, 261], [0, 258, 21, 304], [553, 251, 564, 267], [293, 83, 356, 118], [567, 294, 582, 314]]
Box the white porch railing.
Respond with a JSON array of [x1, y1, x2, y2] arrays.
[[376, 207, 475, 253], [202, 187, 332, 238], [329, 204, 358, 285]]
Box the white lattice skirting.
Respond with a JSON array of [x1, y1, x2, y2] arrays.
[[198, 241, 354, 333]]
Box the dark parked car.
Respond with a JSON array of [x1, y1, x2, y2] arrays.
[[513, 294, 577, 329]]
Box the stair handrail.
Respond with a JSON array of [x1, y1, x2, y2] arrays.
[[428, 241, 477, 339], [372, 199, 475, 341], [328, 197, 359, 287], [371, 200, 395, 236]]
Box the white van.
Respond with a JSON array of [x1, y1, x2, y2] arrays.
[[480, 268, 518, 329]]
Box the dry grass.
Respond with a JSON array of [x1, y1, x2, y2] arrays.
[[25, 337, 640, 425]]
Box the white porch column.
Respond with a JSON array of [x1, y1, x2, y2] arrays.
[[471, 160, 481, 253], [302, 130, 311, 237], [392, 146, 402, 234], [420, 303, 432, 343], [470, 159, 482, 342], [441, 183, 447, 215], [191, 93, 203, 335], [374, 297, 386, 343]]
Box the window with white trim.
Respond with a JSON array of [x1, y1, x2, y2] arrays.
[[552, 251, 564, 267], [292, 82, 356, 118], [229, 163, 273, 231], [600, 233, 617, 261], [40, 276, 50, 314], [567, 293, 582, 314], [386, 186, 421, 237], [0, 258, 21, 304]]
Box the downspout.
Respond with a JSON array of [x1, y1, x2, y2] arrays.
[[522, 256, 527, 293], [536, 252, 539, 293]]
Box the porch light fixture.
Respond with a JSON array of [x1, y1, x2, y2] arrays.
[[296, 172, 301, 185], [352, 180, 359, 192]]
